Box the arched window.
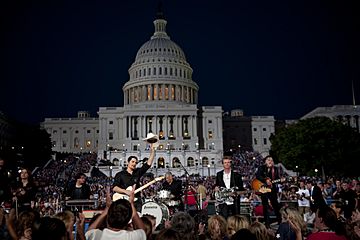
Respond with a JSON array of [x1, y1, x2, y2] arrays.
[[187, 157, 194, 167], [172, 157, 180, 168], [157, 157, 165, 168], [74, 138, 79, 148], [202, 157, 209, 166]]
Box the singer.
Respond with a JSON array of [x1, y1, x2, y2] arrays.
[[113, 139, 156, 211]]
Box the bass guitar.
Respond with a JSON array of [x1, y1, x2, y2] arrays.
[[112, 176, 164, 202]]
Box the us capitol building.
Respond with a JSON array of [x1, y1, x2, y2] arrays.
[[42, 12, 224, 177]]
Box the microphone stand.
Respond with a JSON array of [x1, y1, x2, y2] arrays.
[[176, 160, 192, 213], [177, 160, 199, 212]]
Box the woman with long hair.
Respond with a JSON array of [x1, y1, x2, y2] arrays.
[[208, 215, 229, 240], [227, 215, 249, 238], [276, 207, 306, 240]]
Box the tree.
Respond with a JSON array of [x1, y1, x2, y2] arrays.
[[270, 117, 360, 177]]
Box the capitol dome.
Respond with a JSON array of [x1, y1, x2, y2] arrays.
[[123, 13, 199, 106]]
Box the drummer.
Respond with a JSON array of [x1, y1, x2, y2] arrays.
[[162, 172, 183, 210]]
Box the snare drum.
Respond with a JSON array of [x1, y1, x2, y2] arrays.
[[141, 201, 169, 228], [157, 190, 171, 199]]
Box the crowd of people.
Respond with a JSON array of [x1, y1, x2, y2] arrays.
[[0, 147, 359, 239]]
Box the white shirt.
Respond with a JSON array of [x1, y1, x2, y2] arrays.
[[223, 171, 231, 189], [85, 228, 146, 240], [296, 188, 310, 207]]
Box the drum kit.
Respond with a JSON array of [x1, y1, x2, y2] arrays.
[[141, 190, 181, 228]]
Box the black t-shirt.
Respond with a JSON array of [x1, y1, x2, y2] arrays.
[[113, 163, 150, 200], [339, 189, 357, 209], [162, 179, 183, 200]]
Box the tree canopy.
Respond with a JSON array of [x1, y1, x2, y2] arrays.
[[270, 117, 360, 177]]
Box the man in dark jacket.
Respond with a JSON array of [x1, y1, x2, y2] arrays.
[[215, 156, 244, 219], [255, 155, 282, 227], [66, 173, 91, 200]]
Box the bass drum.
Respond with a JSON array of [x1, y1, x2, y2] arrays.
[[141, 201, 169, 228]]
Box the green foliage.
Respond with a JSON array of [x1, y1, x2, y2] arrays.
[[270, 117, 360, 177]]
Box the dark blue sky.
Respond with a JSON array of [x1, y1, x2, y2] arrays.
[[1, 0, 359, 124]]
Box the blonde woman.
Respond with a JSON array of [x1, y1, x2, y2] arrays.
[[54, 210, 75, 240], [208, 215, 229, 240], [227, 215, 249, 237], [276, 207, 306, 240], [249, 221, 272, 240]]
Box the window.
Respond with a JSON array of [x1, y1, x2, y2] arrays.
[[187, 157, 195, 167], [253, 128, 257, 131], [254, 138, 257, 145], [164, 67, 168, 75], [159, 67, 162, 75], [52, 141, 56, 147], [148, 68, 151, 75], [87, 130, 91, 133], [96, 130, 99, 133], [53, 130, 57, 134], [264, 138, 267, 145], [170, 68, 173, 76], [109, 132, 114, 140], [109, 121, 113, 125], [208, 120, 212, 124], [208, 130, 213, 139], [63, 130, 67, 134], [86, 140, 91, 148], [263, 128, 266, 131], [74, 138, 79, 148], [62, 141, 66, 148], [153, 67, 156, 75], [75, 130, 79, 134]]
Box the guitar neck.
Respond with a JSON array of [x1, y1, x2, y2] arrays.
[[133, 179, 157, 194]]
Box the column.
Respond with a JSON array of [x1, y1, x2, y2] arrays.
[[162, 84, 165, 100], [181, 85, 185, 102], [116, 117, 120, 140], [203, 116, 207, 140], [188, 116, 193, 137], [124, 90, 127, 105], [190, 88, 193, 104], [164, 116, 168, 138], [192, 115, 197, 137], [173, 116, 178, 138]]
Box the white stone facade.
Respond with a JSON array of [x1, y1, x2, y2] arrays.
[[251, 116, 275, 155], [42, 111, 99, 153], [301, 105, 360, 132]]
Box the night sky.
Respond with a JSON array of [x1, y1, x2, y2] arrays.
[[1, 0, 359, 125]]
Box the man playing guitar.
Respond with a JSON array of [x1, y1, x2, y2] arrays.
[[255, 155, 282, 227], [113, 143, 156, 211], [215, 156, 244, 219]]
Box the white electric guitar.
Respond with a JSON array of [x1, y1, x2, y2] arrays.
[[112, 176, 165, 202]]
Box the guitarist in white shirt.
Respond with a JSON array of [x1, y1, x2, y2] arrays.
[[113, 143, 156, 211], [214, 156, 244, 219]]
